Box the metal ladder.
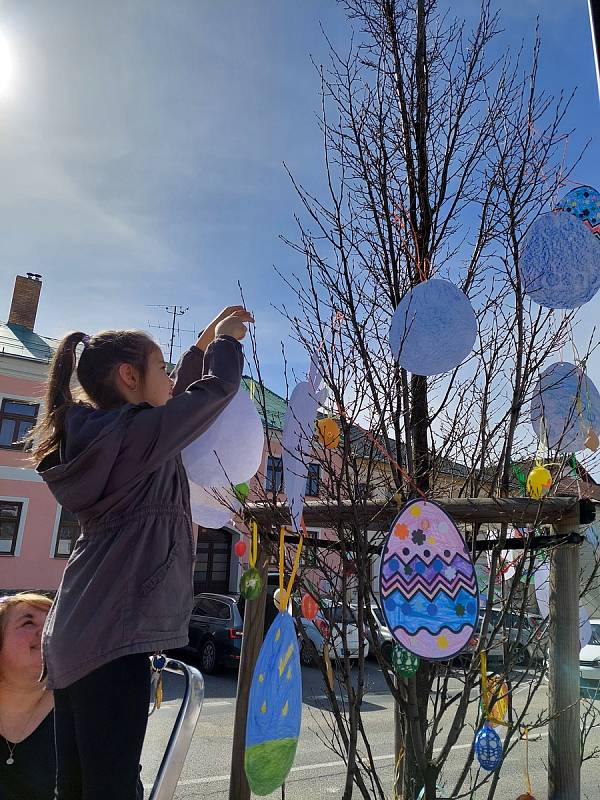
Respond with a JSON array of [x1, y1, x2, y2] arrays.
[[148, 658, 205, 800]]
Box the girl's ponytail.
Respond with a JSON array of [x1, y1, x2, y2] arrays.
[[29, 331, 88, 462]]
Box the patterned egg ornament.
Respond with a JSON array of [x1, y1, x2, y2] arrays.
[[475, 723, 503, 771], [240, 568, 263, 600], [245, 612, 302, 795], [555, 185, 600, 237], [391, 644, 420, 677], [379, 499, 479, 660]]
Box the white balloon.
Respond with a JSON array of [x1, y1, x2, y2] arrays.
[[182, 388, 265, 487], [188, 481, 240, 529]]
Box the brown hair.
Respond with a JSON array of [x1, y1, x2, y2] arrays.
[[30, 329, 158, 461], [0, 593, 53, 651]]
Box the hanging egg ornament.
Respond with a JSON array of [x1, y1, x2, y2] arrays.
[[234, 540, 247, 558], [379, 499, 479, 660], [475, 723, 503, 771], [234, 482, 250, 503], [482, 676, 508, 726], [316, 418, 341, 449], [515, 794, 537, 800], [245, 613, 302, 794], [526, 466, 552, 499], [301, 594, 319, 620], [391, 644, 420, 677], [273, 588, 284, 610], [240, 568, 263, 600]]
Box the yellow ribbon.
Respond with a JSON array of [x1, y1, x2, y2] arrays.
[[480, 650, 509, 728], [278, 521, 304, 610], [249, 520, 258, 569], [524, 726, 533, 796]]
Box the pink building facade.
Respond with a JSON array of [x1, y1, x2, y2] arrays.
[[0, 274, 331, 595]]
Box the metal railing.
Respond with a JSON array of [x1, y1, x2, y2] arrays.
[[148, 659, 205, 800]]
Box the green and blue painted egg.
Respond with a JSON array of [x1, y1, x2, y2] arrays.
[[379, 499, 478, 661], [244, 612, 302, 795]]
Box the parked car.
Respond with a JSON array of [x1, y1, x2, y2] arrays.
[[580, 619, 600, 697], [364, 605, 394, 664], [477, 607, 547, 665], [184, 593, 245, 674], [298, 600, 369, 666]]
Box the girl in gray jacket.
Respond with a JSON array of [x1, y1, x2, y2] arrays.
[[32, 306, 252, 800]]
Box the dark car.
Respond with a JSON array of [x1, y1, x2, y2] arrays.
[[185, 593, 245, 674]]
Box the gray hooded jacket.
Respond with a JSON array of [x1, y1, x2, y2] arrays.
[[37, 335, 243, 689]]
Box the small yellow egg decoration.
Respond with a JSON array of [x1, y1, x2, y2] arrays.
[[526, 465, 552, 499], [316, 418, 341, 449]]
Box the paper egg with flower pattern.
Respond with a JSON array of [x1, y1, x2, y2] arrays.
[[379, 499, 478, 660], [555, 185, 600, 237], [245, 612, 302, 795]]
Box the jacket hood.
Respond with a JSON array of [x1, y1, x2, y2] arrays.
[[37, 404, 127, 515]]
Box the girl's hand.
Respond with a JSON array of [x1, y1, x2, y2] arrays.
[[196, 306, 254, 349], [215, 309, 254, 341]]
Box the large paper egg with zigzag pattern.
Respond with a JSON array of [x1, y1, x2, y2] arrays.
[[244, 612, 302, 795], [379, 499, 478, 660]]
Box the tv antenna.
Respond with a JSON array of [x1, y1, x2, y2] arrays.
[[148, 305, 195, 363]]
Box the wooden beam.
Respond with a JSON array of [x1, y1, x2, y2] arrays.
[[548, 523, 581, 800], [247, 496, 582, 529]]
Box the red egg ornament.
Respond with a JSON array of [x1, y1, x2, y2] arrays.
[[515, 795, 536, 800], [234, 540, 247, 558], [301, 594, 319, 620]]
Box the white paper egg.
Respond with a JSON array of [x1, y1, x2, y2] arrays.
[[188, 481, 240, 529], [182, 388, 265, 487]]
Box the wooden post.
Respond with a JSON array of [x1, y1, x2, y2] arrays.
[[548, 523, 581, 800], [228, 547, 268, 800]]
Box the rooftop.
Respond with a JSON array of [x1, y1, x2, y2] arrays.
[[0, 322, 57, 363]]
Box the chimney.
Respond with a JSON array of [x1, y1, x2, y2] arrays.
[[8, 273, 43, 331]]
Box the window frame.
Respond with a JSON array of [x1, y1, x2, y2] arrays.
[[53, 507, 81, 559], [265, 455, 283, 493], [0, 398, 39, 450], [0, 498, 27, 557], [305, 463, 320, 498]]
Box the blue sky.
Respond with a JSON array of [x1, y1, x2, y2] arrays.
[[0, 1, 598, 396]]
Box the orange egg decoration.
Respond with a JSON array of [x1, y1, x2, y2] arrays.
[[515, 794, 536, 800], [317, 418, 341, 449], [301, 594, 319, 620]]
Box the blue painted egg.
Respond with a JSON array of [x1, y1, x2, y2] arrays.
[[475, 723, 503, 771], [555, 185, 600, 237], [245, 612, 302, 795], [379, 499, 478, 660]]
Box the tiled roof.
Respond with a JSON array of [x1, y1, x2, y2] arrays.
[[0, 322, 57, 363], [242, 376, 287, 431]]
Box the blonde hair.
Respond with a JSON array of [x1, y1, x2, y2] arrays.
[[0, 593, 52, 651]]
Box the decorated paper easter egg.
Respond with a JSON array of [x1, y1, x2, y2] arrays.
[[317, 418, 341, 449], [245, 612, 302, 795], [530, 362, 600, 452], [188, 482, 240, 529], [379, 499, 478, 660], [182, 388, 265, 487], [475, 723, 503, 771], [555, 185, 600, 237], [389, 279, 477, 376], [240, 568, 263, 600], [391, 644, 420, 677], [519, 212, 600, 308], [526, 465, 552, 499]]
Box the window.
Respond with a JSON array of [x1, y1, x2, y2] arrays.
[[300, 529, 319, 568], [266, 456, 283, 493], [0, 399, 39, 449], [193, 597, 231, 620], [305, 463, 320, 497], [54, 508, 80, 558], [0, 501, 23, 555]]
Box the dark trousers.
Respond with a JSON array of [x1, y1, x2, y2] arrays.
[[54, 653, 151, 800]]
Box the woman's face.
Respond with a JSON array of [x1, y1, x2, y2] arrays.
[[0, 604, 48, 681]]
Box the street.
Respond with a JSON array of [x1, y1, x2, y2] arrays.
[[140, 658, 600, 799]]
